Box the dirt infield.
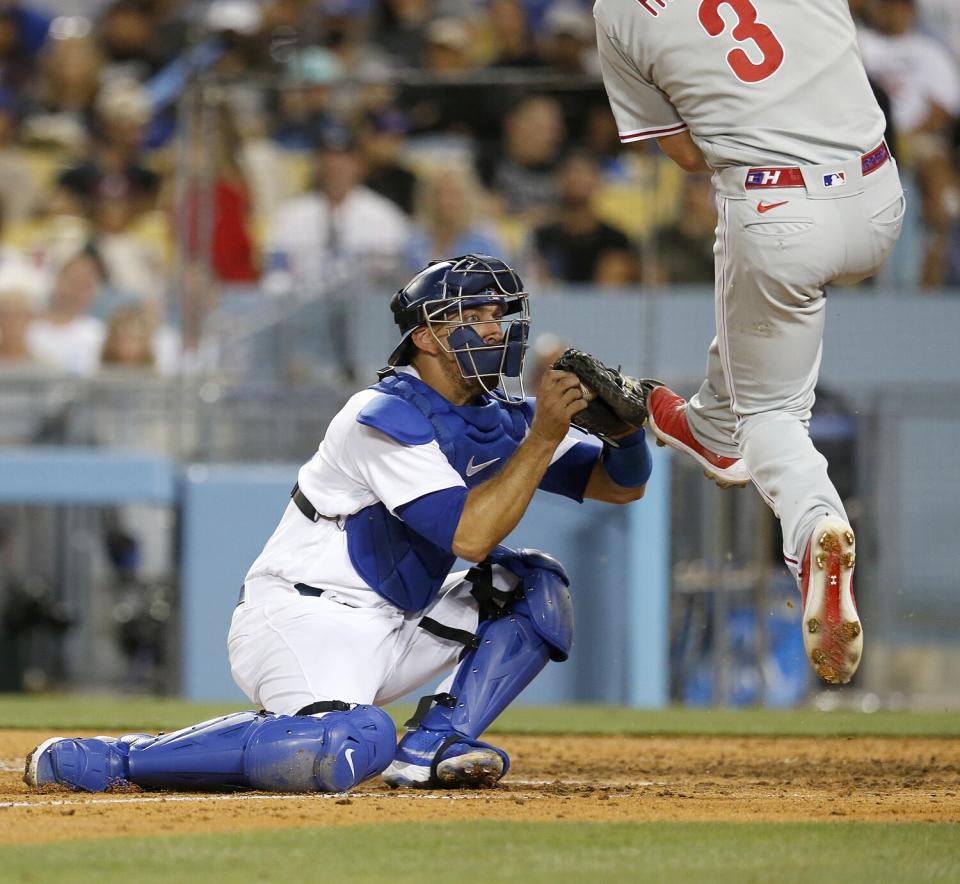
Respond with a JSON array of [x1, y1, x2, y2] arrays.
[[2, 730, 958, 844]]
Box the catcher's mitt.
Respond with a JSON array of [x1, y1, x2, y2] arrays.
[[552, 348, 660, 445]]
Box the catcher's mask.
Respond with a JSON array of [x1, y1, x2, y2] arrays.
[[387, 254, 530, 402]]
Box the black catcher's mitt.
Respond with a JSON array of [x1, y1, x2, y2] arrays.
[[552, 348, 660, 445]]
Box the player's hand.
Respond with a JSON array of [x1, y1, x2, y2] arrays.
[[529, 369, 589, 445]]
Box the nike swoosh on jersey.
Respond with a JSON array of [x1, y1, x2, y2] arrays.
[[757, 200, 789, 214], [344, 747, 356, 779], [465, 456, 500, 477]]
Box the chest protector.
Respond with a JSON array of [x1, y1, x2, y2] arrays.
[[345, 373, 532, 611]]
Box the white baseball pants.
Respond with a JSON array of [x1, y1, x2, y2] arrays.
[[228, 569, 517, 716]]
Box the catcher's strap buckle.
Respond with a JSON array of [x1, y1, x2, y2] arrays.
[[404, 692, 458, 730], [290, 483, 342, 526], [467, 561, 523, 620]]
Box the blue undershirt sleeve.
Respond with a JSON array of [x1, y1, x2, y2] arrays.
[[539, 439, 603, 503], [394, 486, 469, 553]]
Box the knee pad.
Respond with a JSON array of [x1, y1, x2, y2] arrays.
[[245, 705, 396, 793]]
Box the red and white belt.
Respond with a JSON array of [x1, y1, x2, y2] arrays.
[[744, 142, 890, 189]]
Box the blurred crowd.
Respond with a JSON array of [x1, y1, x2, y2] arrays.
[[0, 0, 956, 379]]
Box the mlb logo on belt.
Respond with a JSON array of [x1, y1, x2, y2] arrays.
[[823, 171, 846, 188]]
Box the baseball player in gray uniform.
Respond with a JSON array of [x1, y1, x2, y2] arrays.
[[594, 0, 906, 685]]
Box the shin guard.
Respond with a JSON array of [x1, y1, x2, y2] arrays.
[[27, 706, 397, 793], [387, 554, 573, 786]]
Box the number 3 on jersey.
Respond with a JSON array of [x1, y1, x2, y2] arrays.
[[698, 0, 784, 83]]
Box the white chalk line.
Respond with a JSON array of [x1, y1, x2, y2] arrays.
[[0, 781, 657, 811]]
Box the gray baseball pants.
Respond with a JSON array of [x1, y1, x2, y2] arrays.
[[686, 155, 904, 578]]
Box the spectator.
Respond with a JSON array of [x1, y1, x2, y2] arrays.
[[179, 101, 257, 284], [539, 2, 599, 76], [583, 105, 633, 183], [859, 0, 960, 286], [370, 0, 432, 68], [96, 0, 165, 82], [916, 0, 960, 58], [0, 88, 39, 226], [24, 19, 102, 151], [0, 3, 50, 93], [649, 173, 717, 285], [486, 0, 544, 69], [100, 302, 155, 370], [90, 176, 167, 304], [405, 161, 505, 269], [272, 47, 342, 151], [537, 3, 608, 136], [531, 151, 638, 287], [264, 120, 411, 296], [56, 78, 160, 220], [359, 106, 417, 215], [402, 17, 488, 136], [27, 249, 107, 376], [0, 286, 34, 364], [478, 94, 565, 225], [0, 261, 46, 366]]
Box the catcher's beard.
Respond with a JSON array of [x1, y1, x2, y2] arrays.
[[437, 345, 497, 402]]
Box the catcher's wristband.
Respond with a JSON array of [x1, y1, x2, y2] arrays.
[[601, 428, 652, 488]]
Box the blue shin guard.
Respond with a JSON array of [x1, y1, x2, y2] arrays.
[[385, 549, 574, 788], [26, 705, 396, 793]]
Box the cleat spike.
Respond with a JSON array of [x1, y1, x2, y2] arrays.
[[807, 618, 821, 634]]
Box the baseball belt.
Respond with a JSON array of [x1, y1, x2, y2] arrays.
[[744, 141, 890, 189]]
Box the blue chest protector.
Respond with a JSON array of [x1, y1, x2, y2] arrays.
[[346, 372, 531, 612]]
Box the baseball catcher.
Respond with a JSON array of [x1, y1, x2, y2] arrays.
[[26, 254, 655, 795]]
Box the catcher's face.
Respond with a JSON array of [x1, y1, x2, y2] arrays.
[[431, 303, 504, 395]]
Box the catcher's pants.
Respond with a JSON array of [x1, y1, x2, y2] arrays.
[[228, 571, 484, 716], [687, 154, 904, 578]]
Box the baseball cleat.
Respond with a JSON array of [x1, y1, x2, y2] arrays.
[[435, 748, 505, 788], [382, 730, 509, 789], [800, 516, 863, 685], [24, 737, 130, 792], [647, 386, 750, 488]]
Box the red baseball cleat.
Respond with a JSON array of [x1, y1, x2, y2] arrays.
[[646, 386, 750, 488], [799, 515, 863, 685]]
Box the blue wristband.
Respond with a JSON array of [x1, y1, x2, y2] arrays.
[[601, 428, 652, 488]]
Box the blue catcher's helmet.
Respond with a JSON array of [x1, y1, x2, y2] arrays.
[[387, 254, 530, 402]]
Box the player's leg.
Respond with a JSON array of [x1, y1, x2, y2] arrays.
[[716, 192, 864, 682], [26, 706, 396, 793], [377, 549, 574, 788], [26, 583, 401, 793], [228, 582, 401, 715], [787, 165, 903, 683]]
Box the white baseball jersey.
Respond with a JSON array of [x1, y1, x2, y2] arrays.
[[244, 366, 584, 595], [594, 0, 886, 168]]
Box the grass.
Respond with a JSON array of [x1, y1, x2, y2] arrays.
[[2, 822, 958, 884], [1, 693, 959, 737]]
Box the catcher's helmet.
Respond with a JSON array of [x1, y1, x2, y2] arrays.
[[387, 254, 530, 401]]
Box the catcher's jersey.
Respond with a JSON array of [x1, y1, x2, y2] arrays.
[[594, 0, 886, 168], [244, 367, 593, 601]]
